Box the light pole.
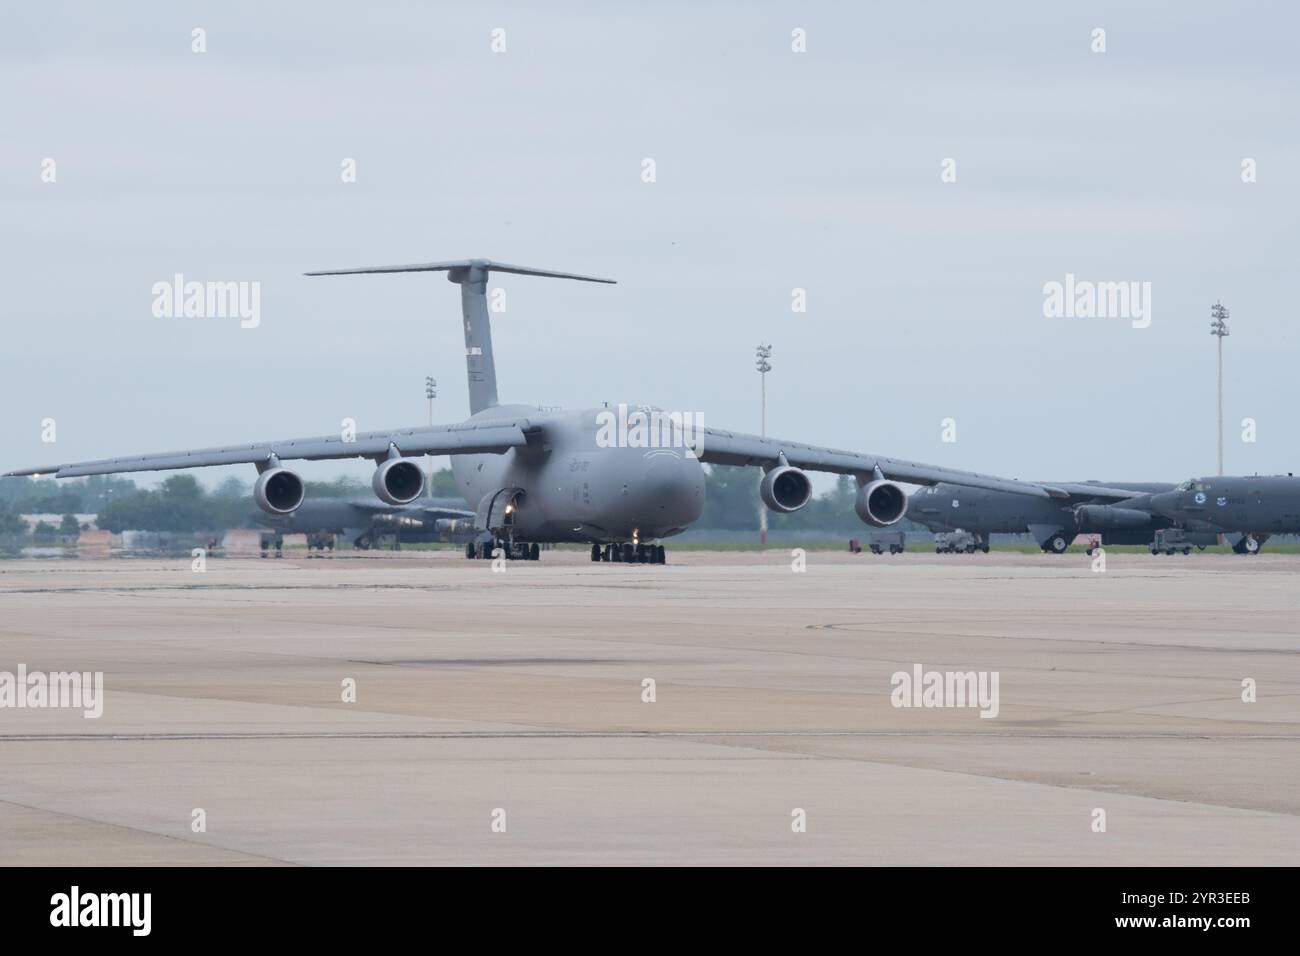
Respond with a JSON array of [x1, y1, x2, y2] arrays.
[[755, 344, 772, 544], [424, 376, 437, 495], [1209, 303, 1229, 475]]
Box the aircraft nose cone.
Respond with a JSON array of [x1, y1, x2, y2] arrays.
[[1148, 492, 1177, 517], [640, 452, 704, 527], [645, 455, 680, 494]]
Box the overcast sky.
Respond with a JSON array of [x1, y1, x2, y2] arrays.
[[3, 1, 1297, 492]]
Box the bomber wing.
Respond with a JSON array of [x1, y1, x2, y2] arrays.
[[342, 497, 476, 521], [1031, 481, 1171, 502]]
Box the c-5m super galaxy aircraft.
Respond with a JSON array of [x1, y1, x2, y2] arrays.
[[910, 475, 1300, 554], [10, 258, 1111, 564]]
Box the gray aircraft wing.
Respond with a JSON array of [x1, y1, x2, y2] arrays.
[[699, 427, 1069, 499], [6, 421, 534, 478]]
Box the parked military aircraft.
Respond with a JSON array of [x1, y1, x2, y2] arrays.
[[908, 480, 1177, 553], [8, 258, 1096, 565], [1148, 475, 1300, 554], [910, 475, 1300, 554], [254, 495, 475, 551]]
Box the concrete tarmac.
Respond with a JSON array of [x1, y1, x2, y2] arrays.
[[1, 549, 1297, 865]]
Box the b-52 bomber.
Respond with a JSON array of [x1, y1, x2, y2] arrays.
[[909, 475, 1300, 554], [10, 258, 1105, 565], [253, 495, 475, 552]]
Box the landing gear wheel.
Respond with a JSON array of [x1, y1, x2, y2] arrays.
[[623, 543, 635, 563], [530, 543, 540, 561], [1047, 534, 1069, 554], [656, 545, 666, 564], [466, 542, 477, 560], [591, 544, 601, 562], [1244, 536, 1260, 554]]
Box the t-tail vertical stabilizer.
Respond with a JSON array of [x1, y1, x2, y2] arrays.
[[305, 259, 615, 414]]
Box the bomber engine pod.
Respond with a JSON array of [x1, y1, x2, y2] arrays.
[[372, 458, 426, 505], [855, 479, 908, 527], [760, 465, 813, 513], [253, 467, 306, 515], [1073, 505, 1154, 529]]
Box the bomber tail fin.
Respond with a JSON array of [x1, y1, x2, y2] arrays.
[[306, 259, 615, 414]]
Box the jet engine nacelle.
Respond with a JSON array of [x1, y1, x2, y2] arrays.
[[855, 479, 908, 527], [372, 458, 426, 505], [253, 467, 306, 515], [1073, 505, 1154, 529], [759, 465, 814, 513]]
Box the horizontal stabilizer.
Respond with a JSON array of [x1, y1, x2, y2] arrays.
[[305, 259, 616, 284]]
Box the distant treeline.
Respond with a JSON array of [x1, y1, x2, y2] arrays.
[[0, 466, 909, 535], [0, 473, 139, 515]]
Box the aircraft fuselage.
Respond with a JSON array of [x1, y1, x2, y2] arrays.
[[450, 405, 706, 544]]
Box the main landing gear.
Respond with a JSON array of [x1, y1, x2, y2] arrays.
[[1041, 533, 1070, 555], [465, 538, 540, 561], [591, 542, 666, 564]]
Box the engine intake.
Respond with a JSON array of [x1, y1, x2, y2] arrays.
[[759, 465, 813, 513], [855, 479, 907, 527], [254, 467, 305, 515], [373, 458, 425, 505]]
